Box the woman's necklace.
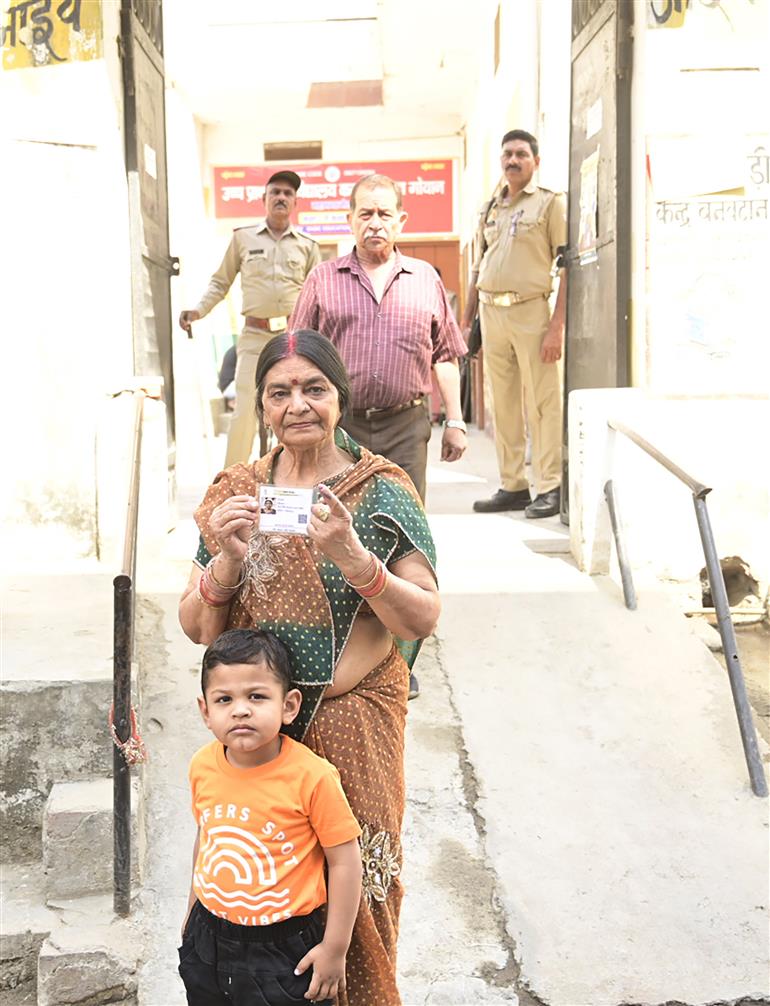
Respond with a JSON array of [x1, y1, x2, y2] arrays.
[[319, 462, 356, 492], [268, 453, 356, 491]]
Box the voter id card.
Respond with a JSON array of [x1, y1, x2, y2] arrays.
[[258, 485, 315, 536]]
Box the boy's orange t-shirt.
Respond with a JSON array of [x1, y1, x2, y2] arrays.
[[189, 736, 360, 926]]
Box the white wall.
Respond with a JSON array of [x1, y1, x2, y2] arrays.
[[569, 391, 770, 591], [203, 123, 463, 171], [0, 38, 133, 548], [535, 0, 572, 193], [459, 0, 571, 285], [572, 0, 770, 587], [165, 86, 239, 483], [633, 0, 770, 396]]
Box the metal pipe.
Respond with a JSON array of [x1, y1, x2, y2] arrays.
[[607, 418, 766, 796], [112, 390, 145, 916], [685, 608, 765, 618], [122, 391, 145, 584], [693, 497, 768, 798], [113, 573, 133, 916], [608, 419, 711, 498], [604, 479, 637, 610]]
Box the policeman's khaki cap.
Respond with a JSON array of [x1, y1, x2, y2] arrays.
[[266, 170, 301, 191]]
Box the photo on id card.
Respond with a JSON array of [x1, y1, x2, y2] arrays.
[[258, 485, 315, 535]]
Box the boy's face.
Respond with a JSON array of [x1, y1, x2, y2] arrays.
[[198, 661, 301, 769]]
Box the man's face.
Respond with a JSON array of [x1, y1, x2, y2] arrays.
[[263, 182, 297, 223], [348, 185, 407, 257], [500, 139, 539, 188]]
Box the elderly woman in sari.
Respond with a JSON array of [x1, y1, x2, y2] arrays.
[[179, 329, 439, 1005]]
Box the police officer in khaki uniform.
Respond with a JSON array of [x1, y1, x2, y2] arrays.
[[462, 129, 567, 518], [179, 170, 321, 466]]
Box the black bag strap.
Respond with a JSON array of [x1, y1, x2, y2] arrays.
[[478, 195, 497, 258], [467, 193, 499, 360]]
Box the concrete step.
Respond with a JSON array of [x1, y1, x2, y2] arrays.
[[43, 778, 142, 899], [1, 572, 139, 860], [0, 984, 36, 1004], [38, 922, 140, 1006], [0, 862, 57, 999], [1, 862, 142, 1006]]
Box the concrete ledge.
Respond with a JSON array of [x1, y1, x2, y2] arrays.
[[2, 571, 117, 859], [0, 867, 134, 994], [568, 391, 770, 587], [0, 863, 57, 996], [1, 930, 47, 994], [567, 388, 643, 576], [1, 567, 143, 858], [38, 925, 140, 1006], [1, 680, 113, 860], [43, 778, 141, 899]]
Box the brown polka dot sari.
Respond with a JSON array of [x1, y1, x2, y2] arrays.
[[194, 432, 436, 1005]]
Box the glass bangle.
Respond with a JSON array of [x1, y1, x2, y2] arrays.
[[343, 552, 380, 591], [207, 555, 245, 591]]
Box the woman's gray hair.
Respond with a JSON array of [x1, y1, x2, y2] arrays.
[[254, 329, 352, 417]]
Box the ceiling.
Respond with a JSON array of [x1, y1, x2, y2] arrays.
[[162, 0, 491, 144]]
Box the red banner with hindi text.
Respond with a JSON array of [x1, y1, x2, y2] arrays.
[[213, 160, 455, 236]]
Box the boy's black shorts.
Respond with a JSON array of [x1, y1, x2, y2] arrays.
[[178, 899, 332, 1006]]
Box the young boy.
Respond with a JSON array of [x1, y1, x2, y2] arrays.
[[179, 628, 362, 1006]]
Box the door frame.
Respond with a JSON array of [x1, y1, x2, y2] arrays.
[[120, 0, 179, 444], [562, 0, 634, 521]]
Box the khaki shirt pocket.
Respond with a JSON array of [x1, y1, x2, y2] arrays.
[[242, 251, 271, 282], [483, 222, 500, 248], [514, 219, 537, 238], [511, 213, 545, 242], [284, 253, 306, 282]]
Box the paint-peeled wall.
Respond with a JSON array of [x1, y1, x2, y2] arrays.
[[459, 1, 571, 272], [165, 86, 233, 477], [638, 0, 770, 395], [569, 0, 770, 588], [0, 1, 133, 549], [458, 0, 571, 433]]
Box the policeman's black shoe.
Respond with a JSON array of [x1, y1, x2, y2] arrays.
[[525, 488, 561, 519], [408, 672, 420, 700], [473, 488, 531, 513]]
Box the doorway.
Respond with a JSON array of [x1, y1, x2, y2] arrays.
[[397, 240, 461, 306]]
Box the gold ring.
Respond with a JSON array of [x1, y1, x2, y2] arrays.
[[317, 506, 330, 523]]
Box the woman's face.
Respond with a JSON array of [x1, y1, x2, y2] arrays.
[[261, 355, 342, 450]]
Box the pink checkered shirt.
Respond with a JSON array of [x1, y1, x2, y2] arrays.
[[289, 249, 466, 410]]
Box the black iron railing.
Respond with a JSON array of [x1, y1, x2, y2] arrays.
[[112, 390, 146, 916], [606, 419, 767, 798]]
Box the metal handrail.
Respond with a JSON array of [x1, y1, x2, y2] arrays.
[[113, 389, 146, 916], [607, 419, 767, 798], [608, 420, 711, 498]]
